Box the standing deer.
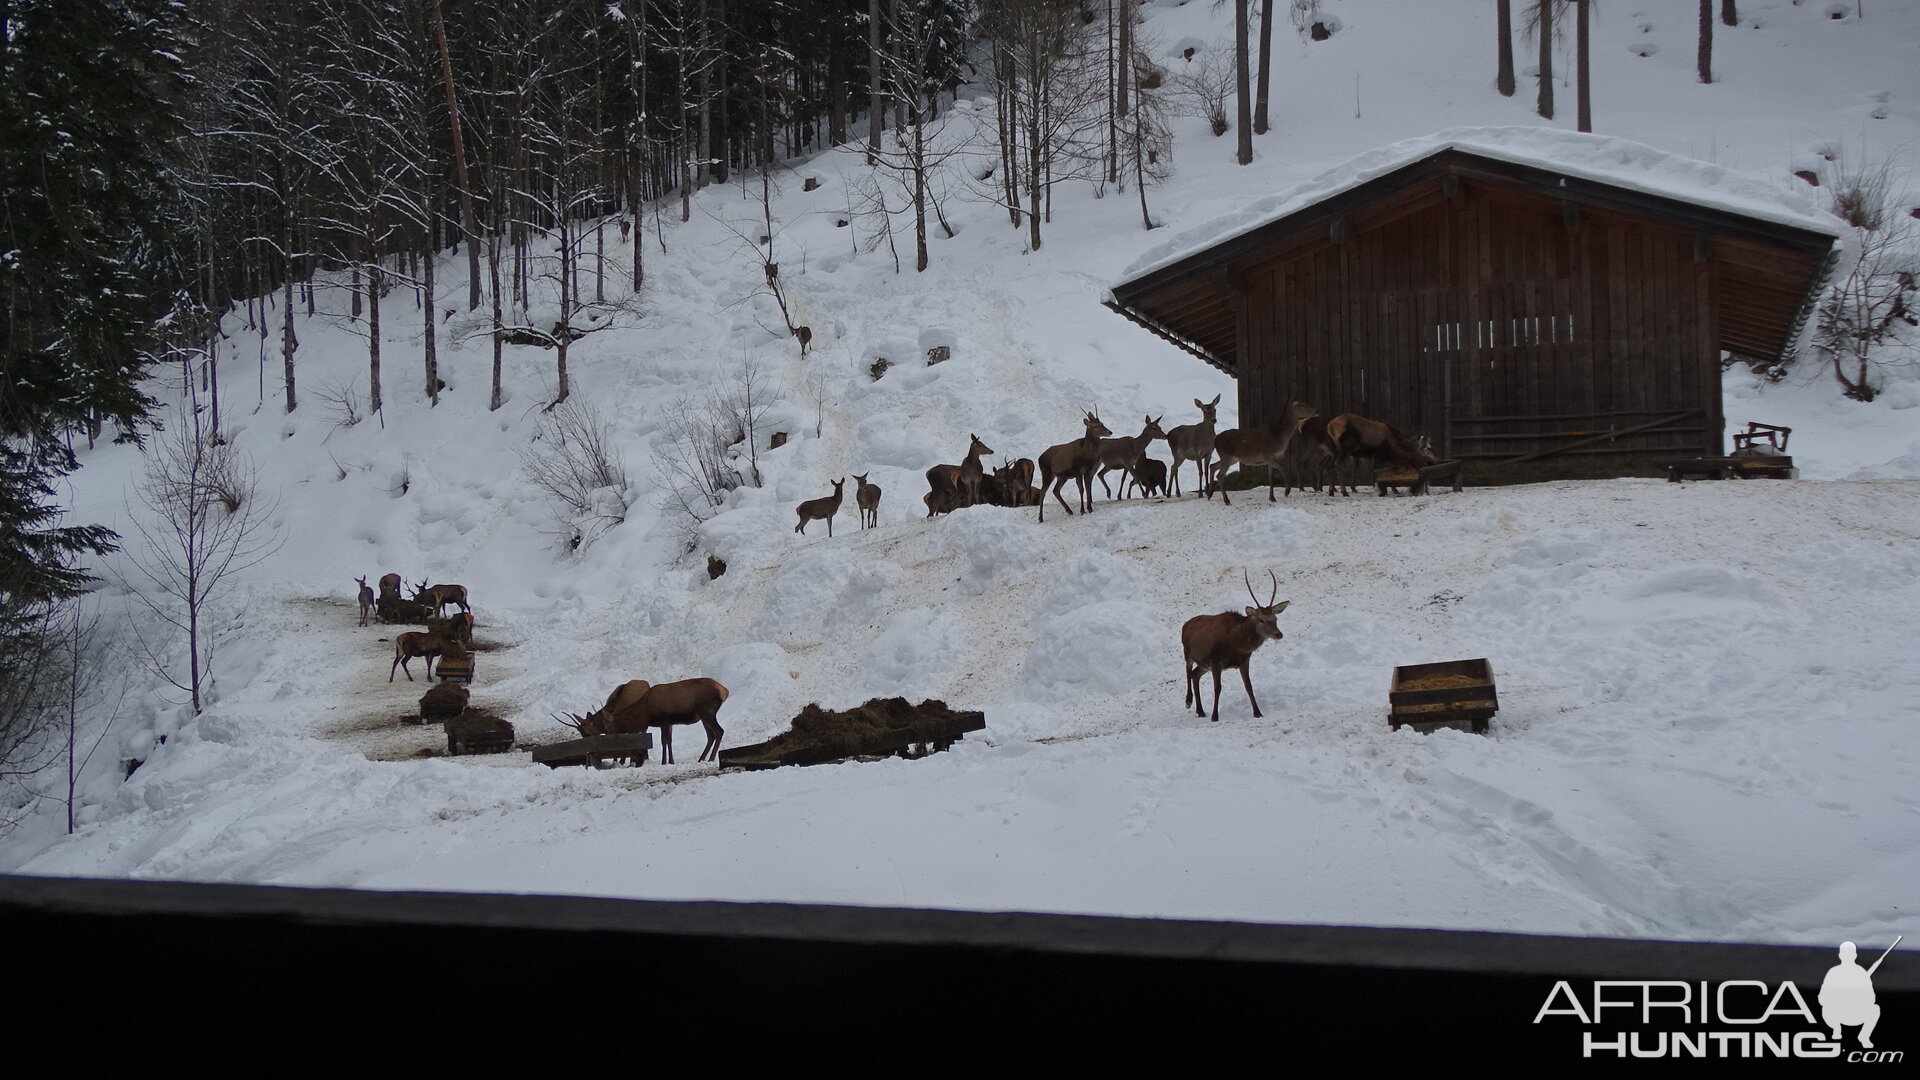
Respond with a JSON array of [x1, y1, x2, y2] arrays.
[[1292, 413, 1350, 496], [1126, 457, 1168, 498], [566, 677, 729, 764], [1094, 415, 1166, 499], [1322, 413, 1437, 496], [957, 434, 994, 508], [390, 631, 458, 682], [1180, 571, 1290, 721], [1208, 401, 1319, 505], [414, 581, 471, 616], [794, 478, 846, 536], [355, 576, 374, 627], [854, 473, 882, 528], [1165, 394, 1222, 497], [1037, 412, 1114, 522], [378, 572, 403, 600]]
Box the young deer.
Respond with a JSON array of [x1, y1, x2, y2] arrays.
[[1180, 571, 1291, 721], [1208, 401, 1318, 505], [1037, 412, 1114, 522], [1095, 415, 1166, 499], [1126, 456, 1168, 499], [854, 473, 882, 528], [957, 434, 994, 508], [1165, 394, 1222, 497], [794, 478, 846, 537], [355, 577, 374, 627]]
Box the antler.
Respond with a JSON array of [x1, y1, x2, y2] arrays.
[[1244, 569, 1281, 609], [554, 712, 585, 733]]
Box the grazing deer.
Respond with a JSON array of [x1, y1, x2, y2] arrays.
[[1327, 413, 1437, 496], [389, 631, 459, 682], [794, 478, 846, 537], [378, 572, 403, 601], [1126, 456, 1168, 499], [355, 577, 374, 627], [557, 679, 653, 765], [566, 677, 729, 764], [854, 473, 882, 528], [1037, 412, 1114, 522], [1208, 401, 1319, 505], [1180, 571, 1291, 721], [957, 434, 994, 508], [413, 581, 470, 616], [1095, 415, 1167, 499], [1165, 394, 1222, 497], [1292, 413, 1350, 496], [428, 612, 475, 647]]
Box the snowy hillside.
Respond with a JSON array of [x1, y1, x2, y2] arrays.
[[4, 0, 1917, 948]]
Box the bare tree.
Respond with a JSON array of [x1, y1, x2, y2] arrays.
[[122, 411, 281, 715], [1811, 157, 1918, 401], [1496, 0, 1516, 96], [518, 399, 631, 549], [981, 0, 1109, 251], [1172, 39, 1236, 138], [866, 0, 973, 271], [1576, 0, 1591, 132], [1697, 0, 1712, 84], [1234, 0, 1252, 164]]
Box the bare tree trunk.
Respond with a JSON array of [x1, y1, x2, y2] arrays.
[[1234, 0, 1252, 164], [1697, 0, 1713, 84], [1576, 0, 1591, 132], [1497, 0, 1516, 96], [489, 199, 504, 411], [868, 0, 882, 163], [367, 259, 382, 417], [432, 1, 482, 312], [1721, 1, 1737, 27], [281, 204, 297, 414], [1254, 0, 1273, 133], [424, 212, 439, 405], [1536, 0, 1554, 118]]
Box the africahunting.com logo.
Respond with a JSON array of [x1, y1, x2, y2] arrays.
[[1533, 937, 1903, 1061]]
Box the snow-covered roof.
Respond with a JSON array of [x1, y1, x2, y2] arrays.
[[1114, 126, 1843, 291]]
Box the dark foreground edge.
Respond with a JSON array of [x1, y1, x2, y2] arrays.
[[4, 873, 1908, 1068]]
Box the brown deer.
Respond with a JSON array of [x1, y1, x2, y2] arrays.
[[1208, 401, 1318, 505], [428, 612, 475, 647], [1291, 413, 1350, 496], [794, 478, 846, 536], [355, 577, 374, 626], [1180, 571, 1291, 721], [854, 473, 882, 528], [925, 434, 994, 512], [590, 677, 730, 764], [957, 434, 994, 508], [378, 572, 403, 600], [413, 581, 470, 616], [1126, 457, 1168, 498], [390, 631, 460, 682], [1095, 415, 1166, 499], [1329, 413, 1437, 495], [1037, 412, 1114, 522], [1164, 394, 1222, 497]]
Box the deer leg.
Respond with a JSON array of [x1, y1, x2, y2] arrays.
[[1209, 666, 1223, 723], [1240, 665, 1262, 719], [390, 655, 403, 682], [659, 724, 674, 765], [1049, 476, 1075, 517], [700, 713, 724, 762]]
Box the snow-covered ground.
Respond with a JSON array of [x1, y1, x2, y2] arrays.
[[4, 0, 1917, 949]]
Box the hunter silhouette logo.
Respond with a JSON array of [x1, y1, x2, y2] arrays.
[[1533, 935, 1905, 1060], [1821, 937, 1900, 1050]]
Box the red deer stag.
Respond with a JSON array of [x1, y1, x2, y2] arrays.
[[355, 576, 374, 627], [794, 478, 846, 537], [1165, 394, 1222, 497], [854, 473, 882, 528], [1037, 412, 1114, 522], [582, 678, 730, 764], [389, 631, 460, 682], [1207, 401, 1318, 505], [1180, 571, 1291, 721], [414, 581, 471, 616], [1095, 415, 1166, 499]]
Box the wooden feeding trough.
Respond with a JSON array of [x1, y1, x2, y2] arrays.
[[1374, 458, 1463, 496], [435, 652, 475, 684], [1662, 421, 1795, 482], [531, 732, 654, 769], [416, 682, 469, 725], [1389, 658, 1498, 734], [718, 698, 986, 771]]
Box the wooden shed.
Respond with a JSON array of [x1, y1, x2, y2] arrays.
[[1106, 132, 1840, 469]]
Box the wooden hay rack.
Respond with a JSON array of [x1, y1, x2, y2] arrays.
[[1389, 658, 1498, 735], [531, 732, 655, 769]]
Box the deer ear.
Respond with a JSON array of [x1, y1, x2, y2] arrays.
[[1272, 600, 1291, 613], [1244, 606, 1259, 617]]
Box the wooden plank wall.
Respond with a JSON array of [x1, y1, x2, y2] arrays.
[[1243, 179, 1719, 463]]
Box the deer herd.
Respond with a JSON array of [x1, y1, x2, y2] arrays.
[[344, 393, 1440, 768]]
